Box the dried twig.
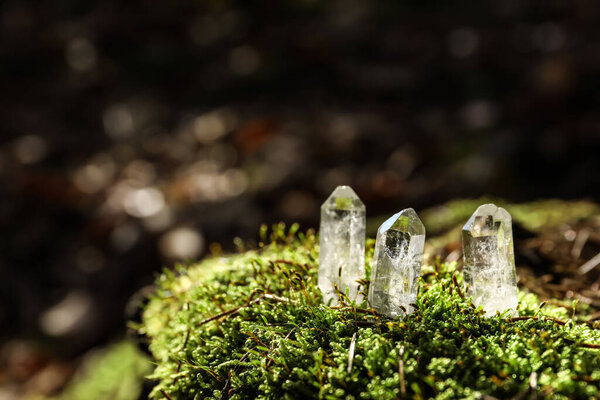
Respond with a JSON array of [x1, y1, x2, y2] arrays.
[[578, 342, 600, 349], [160, 390, 174, 400], [199, 293, 291, 326]]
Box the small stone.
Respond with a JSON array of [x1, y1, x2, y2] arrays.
[[368, 208, 425, 317], [318, 186, 366, 306], [462, 204, 518, 316]]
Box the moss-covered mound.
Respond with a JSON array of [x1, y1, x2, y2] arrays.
[[139, 223, 600, 400]]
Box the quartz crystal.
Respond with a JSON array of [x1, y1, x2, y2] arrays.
[[318, 186, 366, 306], [462, 204, 518, 316], [368, 208, 425, 317]]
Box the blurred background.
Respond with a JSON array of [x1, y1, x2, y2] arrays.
[[1, 0, 600, 398]]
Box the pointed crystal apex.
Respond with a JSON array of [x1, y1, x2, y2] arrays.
[[369, 208, 426, 318], [462, 203, 518, 317], [383, 208, 425, 236], [318, 185, 366, 306], [322, 185, 365, 211], [463, 203, 511, 237]]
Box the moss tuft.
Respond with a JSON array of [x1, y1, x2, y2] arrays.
[[140, 224, 600, 399]]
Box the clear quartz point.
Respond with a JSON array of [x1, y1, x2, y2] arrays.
[[318, 186, 366, 306], [462, 204, 518, 317], [368, 208, 425, 317]]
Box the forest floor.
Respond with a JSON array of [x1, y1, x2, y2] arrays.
[[22, 199, 600, 400]]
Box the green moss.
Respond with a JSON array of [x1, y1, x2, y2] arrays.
[[335, 197, 354, 210], [140, 224, 600, 400], [31, 340, 151, 400], [419, 199, 599, 234]]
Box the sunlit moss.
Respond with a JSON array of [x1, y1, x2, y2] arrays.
[[419, 198, 599, 234], [140, 224, 600, 399]]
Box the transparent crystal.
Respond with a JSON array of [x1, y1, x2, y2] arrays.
[[318, 186, 366, 306], [368, 208, 425, 317], [462, 204, 518, 317]]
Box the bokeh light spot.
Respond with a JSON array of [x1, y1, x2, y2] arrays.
[[13, 135, 47, 164], [229, 45, 261, 75], [159, 227, 204, 259], [40, 291, 92, 337], [124, 187, 165, 218], [65, 37, 97, 72]]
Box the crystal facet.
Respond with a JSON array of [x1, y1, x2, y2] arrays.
[[368, 208, 425, 317], [462, 204, 518, 316], [318, 186, 366, 306]]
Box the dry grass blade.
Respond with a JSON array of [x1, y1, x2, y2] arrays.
[[579, 251, 600, 275], [571, 229, 590, 259], [529, 371, 538, 400], [399, 346, 406, 397], [347, 332, 357, 375]]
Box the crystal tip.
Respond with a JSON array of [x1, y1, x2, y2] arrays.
[[322, 185, 364, 210], [473, 203, 511, 220], [463, 203, 512, 232], [379, 208, 425, 235]]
